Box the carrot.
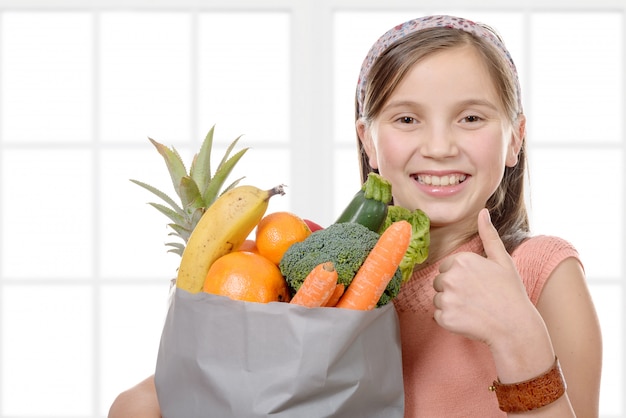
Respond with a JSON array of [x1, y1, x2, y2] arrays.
[[324, 283, 345, 307], [336, 220, 412, 310], [290, 261, 338, 307]]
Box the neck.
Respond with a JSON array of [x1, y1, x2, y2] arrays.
[[417, 222, 479, 269]]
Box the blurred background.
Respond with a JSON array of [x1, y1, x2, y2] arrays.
[[0, 0, 623, 416]]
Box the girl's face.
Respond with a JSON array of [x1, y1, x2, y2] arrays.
[[358, 45, 523, 229]]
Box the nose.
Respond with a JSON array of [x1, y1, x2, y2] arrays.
[[420, 124, 458, 159]]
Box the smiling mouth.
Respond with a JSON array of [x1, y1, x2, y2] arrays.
[[416, 174, 467, 186]]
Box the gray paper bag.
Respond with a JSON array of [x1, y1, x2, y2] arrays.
[[155, 289, 404, 418]]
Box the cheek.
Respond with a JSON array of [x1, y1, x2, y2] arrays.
[[470, 137, 508, 184], [372, 134, 413, 172], [476, 143, 506, 165]]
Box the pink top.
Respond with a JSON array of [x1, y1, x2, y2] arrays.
[[393, 234, 581, 417]]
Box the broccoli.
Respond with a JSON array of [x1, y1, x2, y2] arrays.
[[279, 222, 402, 307]]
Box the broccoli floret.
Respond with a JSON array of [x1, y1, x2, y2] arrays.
[[279, 222, 401, 307], [280, 222, 377, 289]]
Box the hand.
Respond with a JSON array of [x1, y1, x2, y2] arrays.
[[432, 209, 533, 346]]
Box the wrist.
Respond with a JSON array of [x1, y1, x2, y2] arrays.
[[489, 356, 566, 413], [489, 308, 555, 382]]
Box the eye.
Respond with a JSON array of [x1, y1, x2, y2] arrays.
[[397, 116, 417, 124], [461, 115, 482, 123]]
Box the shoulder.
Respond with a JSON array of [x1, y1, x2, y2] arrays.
[[514, 234, 579, 259], [108, 375, 161, 418], [511, 235, 582, 304]]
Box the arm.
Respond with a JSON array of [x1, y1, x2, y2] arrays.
[[434, 210, 602, 416], [535, 258, 602, 417], [489, 257, 602, 417], [108, 375, 161, 418]]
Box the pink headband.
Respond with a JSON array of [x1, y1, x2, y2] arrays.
[[356, 15, 522, 117]]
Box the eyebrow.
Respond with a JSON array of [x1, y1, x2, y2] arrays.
[[385, 98, 500, 112], [456, 99, 500, 111]]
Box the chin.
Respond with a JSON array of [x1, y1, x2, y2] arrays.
[[419, 206, 468, 227]]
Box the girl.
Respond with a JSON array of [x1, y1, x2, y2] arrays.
[[355, 15, 601, 416], [109, 15, 602, 417]]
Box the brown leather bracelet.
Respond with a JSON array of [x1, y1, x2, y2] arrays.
[[489, 357, 566, 412]]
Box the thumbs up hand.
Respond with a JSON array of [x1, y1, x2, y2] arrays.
[[432, 209, 534, 346]]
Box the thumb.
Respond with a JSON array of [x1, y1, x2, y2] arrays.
[[477, 208, 509, 264]]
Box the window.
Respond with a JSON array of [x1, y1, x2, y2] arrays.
[[0, 2, 623, 416]]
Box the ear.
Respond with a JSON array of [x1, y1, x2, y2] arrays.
[[356, 119, 379, 170], [505, 114, 526, 167]]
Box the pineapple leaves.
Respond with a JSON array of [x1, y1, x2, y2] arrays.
[[178, 176, 204, 212], [165, 242, 185, 257], [217, 134, 245, 173], [168, 223, 192, 242], [133, 127, 249, 258], [148, 202, 186, 226], [189, 125, 215, 195], [202, 147, 249, 207], [129, 179, 185, 217], [221, 176, 245, 194], [190, 207, 204, 228], [149, 137, 187, 198]]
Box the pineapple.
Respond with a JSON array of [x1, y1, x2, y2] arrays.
[[131, 125, 248, 256]]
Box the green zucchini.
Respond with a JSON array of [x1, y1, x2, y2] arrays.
[[335, 173, 392, 232]]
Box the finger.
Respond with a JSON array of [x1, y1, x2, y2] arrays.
[[433, 308, 442, 324], [433, 291, 441, 309], [477, 208, 509, 265], [433, 274, 443, 292], [438, 257, 451, 273]]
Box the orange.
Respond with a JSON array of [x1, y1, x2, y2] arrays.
[[255, 211, 312, 265], [203, 251, 290, 303], [237, 239, 259, 254]]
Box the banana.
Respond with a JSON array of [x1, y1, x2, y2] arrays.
[[176, 184, 285, 293]]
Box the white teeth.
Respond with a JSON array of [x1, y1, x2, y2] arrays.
[[417, 174, 466, 186]]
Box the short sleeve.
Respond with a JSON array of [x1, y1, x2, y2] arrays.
[[512, 236, 582, 304]]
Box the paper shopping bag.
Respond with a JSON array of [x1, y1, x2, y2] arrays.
[[155, 289, 404, 418]]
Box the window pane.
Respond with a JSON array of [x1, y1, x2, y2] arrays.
[[99, 148, 184, 279], [0, 12, 92, 143], [197, 12, 290, 143], [230, 148, 292, 214], [100, 284, 170, 416], [528, 148, 622, 279], [529, 12, 622, 143], [333, 147, 361, 225], [1, 285, 93, 415], [99, 12, 192, 143], [1, 150, 94, 279]]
